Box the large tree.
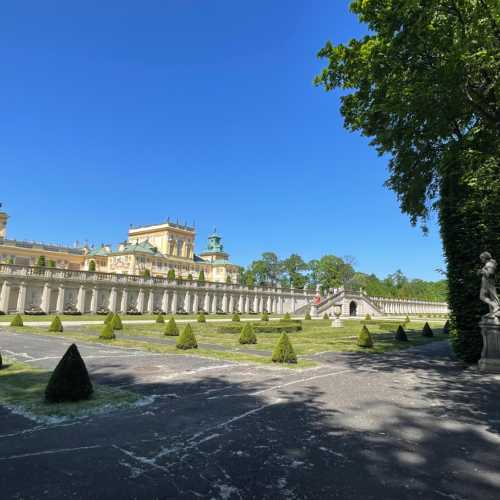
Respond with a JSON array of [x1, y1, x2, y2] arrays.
[[308, 255, 355, 292], [249, 252, 282, 284], [282, 254, 308, 289], [316, 0, 500, 362]]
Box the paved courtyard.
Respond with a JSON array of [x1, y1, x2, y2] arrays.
[[1, 329, 499, 499]]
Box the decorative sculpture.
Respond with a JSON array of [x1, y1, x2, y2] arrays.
[[478, 252, 500, 372]]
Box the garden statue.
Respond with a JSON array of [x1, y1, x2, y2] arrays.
[[478, 252, 500, 373]]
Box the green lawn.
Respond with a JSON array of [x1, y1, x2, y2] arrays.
[[0, 359, 141, 422]]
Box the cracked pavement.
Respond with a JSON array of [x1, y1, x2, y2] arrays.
[[1, 329, 500, 499]]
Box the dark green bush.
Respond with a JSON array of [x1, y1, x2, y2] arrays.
[[364, 314, 372, 321], [10, 314, 23, 327], [167, 269, 176, 282], [218, 322, 302, 334], [88, 260, 96, 272], [36, 255, 46, 268], [47, 260, 56, 268], [422, 322, 434, 337], [165, 317, 179, 336], [261, 311, 269, 322], [48, 315, 63, 333], [357, 326, 374, 348], [104, 311, 114, 325], [239, 323, 257, 344], [111, 314, 123, 331], [99, 323, 116, 340], [232, 313, 241, 322], [404, 315, 411, 324], [156, 314, 165, 324], [176, 324, 198, 349], [271, 333, 297, 364], [395, 325, 408, 342], [0, 351, 2, 369], [198, 270, 206, 283], [45, 344, 93, 403], [443, 320, 450, 335], [143, 269, 151, 279], [323, 313, 329, 320], [282, 312, 291, 321], [197, 313, 206, 323], [305, 313, 312, 320]]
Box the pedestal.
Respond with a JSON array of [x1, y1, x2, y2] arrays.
[[479, 317, 500, 373], [331, 317, 343, 328]]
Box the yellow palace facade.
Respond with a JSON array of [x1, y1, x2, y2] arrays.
[[0, 208, 240, 283]]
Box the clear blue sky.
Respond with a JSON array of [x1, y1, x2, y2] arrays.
[[0, 0, 445, 281]]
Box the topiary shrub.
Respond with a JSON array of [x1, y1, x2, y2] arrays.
[[143, 269, 151, 279], [197, 313, 206, 323], [48, 315, 63, 333], [176, 323, 198, 349], [156, 314, 165, 324], [232, 313, 241, 322], [261, 311, 269, 322], [305, 313, 312, 320], [323, 313, 329, 320], [357, 326, 374, 348], [198, 269, 206, 283], [165, 317, 179, 336], [271, 333, 297, 364], [104, 311, 114, 324], [395, 325, 408, 342], [404, 315, 411, 324], [364, 314, 372, 321], [45, 344, 93, 403], [10, 314, 23, 327], [111, 313, 123, 330], [100, 323, 116, 340], [443, 320, 450, 335], [283, 312, 291, 321], [422, 322, 434, 337], [239, 323, 257, 344], [88, 260, 96, 272]]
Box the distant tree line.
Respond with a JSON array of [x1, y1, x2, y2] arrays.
[[238, 252, 447, 301]]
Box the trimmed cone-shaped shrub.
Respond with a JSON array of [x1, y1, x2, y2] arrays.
[[404, 315, 411, 324], [239, 323, 257, 344], [305, 313, 312, 320], [197, 313, 206, 323], [272, 333, 297, 364], [261, 311, 269, 322], [323, 313, 329, 320], [104, 311, 114, 325], [165, 317, 179, 336], [111, 313, 123, 331], [10, 314, 23, 327], [357, 326, 374, 348], [48, 315, 63, 333], [156, 314, 165, 324], [176, 323, 198, 350], [364, 314, 372, 321], [283, 312, 291, 321], [100, 323, 116, 340], [443, 320, 450, 335], [422, 322, 434, 337], [395, 325, 408, 342], [232, 313, 241, 322], [45, 344, 93, 403]]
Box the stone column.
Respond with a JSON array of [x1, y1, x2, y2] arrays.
[[147, 289, 155, 314], [90, 287, 98, 314], [184, 290, 191, 313], [162, 289, 169, 313], [222, 293, 228, 313], [266, 295, 272, 313], [193, 292, 199, 313], [244, 294, 250, 314], [238, 294, 244, 313], [291, 290, 296, 313], [109, 287, 118, 313], [253, 294, 258, 313], [137, 289, 145, 313], [121, 289, 128, 313], [228, 294, 234, 313], [203, 292, 210, 313], [55, 285, 65, 314], [171, 288, 178, 314], [41, 283, 51, 314], [211, 293, 218, 314], [77, 286, 86, 314], [0, 281, 10, 313]]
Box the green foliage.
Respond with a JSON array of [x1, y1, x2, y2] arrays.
[[364, 314, 372, 321], [282, 254, 308, 289], [249, 252, 282, 285], [10, 314, 23, 327], [305, 313, 312, 320], [422, 322, 434, 338], [261, 311, 269, 322], [308, 255, 355, 291], [226, 275, 232, 284], [239, 323, 257, 344], [443, 320, 450, 335], [36, 255, 46, 267], [404, 315, 411, 324], [156, 314, 165, 324], [143, 269, 151, 279], [5, 257, 14, 265], [283, 312, 291, 321], [187, 274, 193, 281], [104, 311, 114, 325], [45, 344, 93, 403], [323, 313, 329, 320], [357, 326, 373, 348], [219, 322, 302, 334], [176, 323, 198, 350], [167, 269, 176, 282], [197, 313, 206, 323], [232, 313, 240, 322], [271, 333, 297, 364], [164, 317, 179, 336], [111, 314, 123, 331], [198, 269, 206, 283], [48, 315, 63, 333], [99, 322, 116, 340], [395, 325, 408, 342], [47, 260, 56, 268], [88, 260, 96, 272]]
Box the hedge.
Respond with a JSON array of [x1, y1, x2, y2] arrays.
[[217, 322, 302, 334]]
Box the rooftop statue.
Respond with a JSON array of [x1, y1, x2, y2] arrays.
[[479, 252, 500, 319]]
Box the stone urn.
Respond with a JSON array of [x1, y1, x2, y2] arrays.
[[479, 316, 500, 373], [331, 304, 343, 328]]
